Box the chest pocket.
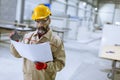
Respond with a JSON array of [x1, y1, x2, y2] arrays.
[[50, 44, 57, 53]]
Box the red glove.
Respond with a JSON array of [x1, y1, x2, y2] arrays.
[[9, 31, 20, 42], [15, 40, 19, 42], [35, 62, 47, 70]]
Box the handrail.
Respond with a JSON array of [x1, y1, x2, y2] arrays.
[[0, 20, 28, 27]]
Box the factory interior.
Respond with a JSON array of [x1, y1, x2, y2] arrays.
[[0, 0, 120, 80]]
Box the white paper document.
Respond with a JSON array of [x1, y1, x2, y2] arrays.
[[11, 40, 53, 62]]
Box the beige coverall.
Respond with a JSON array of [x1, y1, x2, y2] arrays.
[[10, 29, 66, 80]]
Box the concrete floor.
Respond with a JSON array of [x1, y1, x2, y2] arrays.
[[0, 31, 115, 80], [56, 39, 112, 80]]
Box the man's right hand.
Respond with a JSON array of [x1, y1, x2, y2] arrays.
[[9, 31, 20, 42]]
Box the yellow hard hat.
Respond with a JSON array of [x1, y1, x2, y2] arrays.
[[32, 4, 51, 20]]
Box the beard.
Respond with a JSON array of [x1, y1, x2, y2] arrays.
[[36, 19, 50, 35]]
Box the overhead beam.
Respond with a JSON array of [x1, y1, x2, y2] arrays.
[[79, 0, 97, 7]]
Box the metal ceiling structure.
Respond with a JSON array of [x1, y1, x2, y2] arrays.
[[98, 0, 120, 4]]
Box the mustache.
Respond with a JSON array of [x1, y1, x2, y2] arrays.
[[37, 26, 46, 31]]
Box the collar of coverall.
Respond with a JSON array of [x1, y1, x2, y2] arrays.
[[33, 28, 52, 39]]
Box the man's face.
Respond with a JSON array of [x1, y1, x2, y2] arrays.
[[35, 17, 50, 34]]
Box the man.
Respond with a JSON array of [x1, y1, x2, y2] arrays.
[[10, 4, 66, 80]]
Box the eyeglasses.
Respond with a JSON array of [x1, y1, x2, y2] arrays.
[[35, 18, 49, 24]]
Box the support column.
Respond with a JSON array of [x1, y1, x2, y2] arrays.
[[0, 0, 1, 19], [94, 0, 99, 24], [76, 2, 79, 17], [112, 0, 116, 24], [15, 0, 25, 23]]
